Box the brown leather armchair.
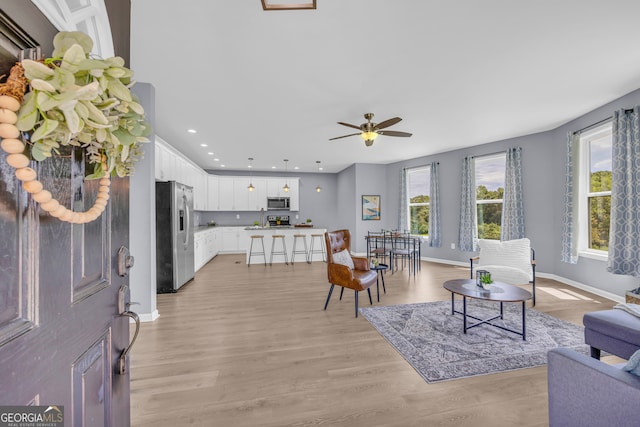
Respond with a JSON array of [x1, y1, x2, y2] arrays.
[[324, 229, 377, 317]]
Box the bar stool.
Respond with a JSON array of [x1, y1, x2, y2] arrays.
[[270, 235, 289, 265], [308, 233, 326, 263], [248, 235, 266, 267], [291, 234, 309, 264]]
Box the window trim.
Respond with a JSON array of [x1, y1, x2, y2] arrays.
[[474, 153, 506, 240], [577, 121, 612, 257], [406, 165, 430, 236]]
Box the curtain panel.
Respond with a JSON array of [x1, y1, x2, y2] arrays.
[[458, 156, 477, 252], [398, 168, 408, 232], [501, 147, 525, 240], [607, 107, 640, 276], [428, 162, 442, 247], [561, 132, 580, 264]]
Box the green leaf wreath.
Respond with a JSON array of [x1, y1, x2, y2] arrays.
[[15, 31, 151, 178]]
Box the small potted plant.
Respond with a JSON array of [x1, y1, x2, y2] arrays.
[[306, 218, 312, 224], [477, 271, 493, 290]]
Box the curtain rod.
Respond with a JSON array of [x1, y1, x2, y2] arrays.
[[573, 108, 636, 135]]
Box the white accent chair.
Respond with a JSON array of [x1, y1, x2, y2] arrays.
[[470, 238, 537, 305]]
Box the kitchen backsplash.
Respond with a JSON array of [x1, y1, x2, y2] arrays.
[[196, 210, 296, 226]]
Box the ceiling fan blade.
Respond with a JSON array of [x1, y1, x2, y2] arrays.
[[375, 117, 402, 130], [329, 132, 361, 141], [377, 130, 412, 137], [337, 121, 362, 131]]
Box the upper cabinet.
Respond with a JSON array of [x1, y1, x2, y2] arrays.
[[207, 175, 219, 211], [155, 140, 176, 181], [154, 139, 300, 212], [248, 178, 267, 211]]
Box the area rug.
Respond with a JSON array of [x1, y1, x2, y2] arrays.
[[359, 300, 589, 383]]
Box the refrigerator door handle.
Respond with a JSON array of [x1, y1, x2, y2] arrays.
[[183, 193, 190, 248]]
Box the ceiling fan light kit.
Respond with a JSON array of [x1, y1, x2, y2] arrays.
[[330, 112, 412, 147]]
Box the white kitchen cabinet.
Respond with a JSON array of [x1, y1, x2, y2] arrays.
[[248, 177, 267, 211], [207, 175, 219, 210], [218, 177, 235, 211], [220, 227, 247, 253], [233, 177, 251, 211], [155, 141, 176, 181], [267, 177, 287, 198], [193, 168, 208, 210], [195, 228, 222, 271], [288, 178, 299, 211], [194, 231, 205, 271]]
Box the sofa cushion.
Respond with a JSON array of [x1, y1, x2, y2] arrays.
[[583, 309, 640, 346]]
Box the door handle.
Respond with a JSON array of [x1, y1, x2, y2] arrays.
[[118, 306, 140, 375], [117, 284, 140, 375]]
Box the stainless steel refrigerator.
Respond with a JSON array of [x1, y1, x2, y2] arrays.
[[156, 181, 195, 293]]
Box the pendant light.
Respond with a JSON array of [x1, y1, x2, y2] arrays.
[[283, 159, 289, 193], [247, 157, 255, 191], [315, 160, 322, 193]]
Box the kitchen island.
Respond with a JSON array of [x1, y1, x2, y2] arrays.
[[244, 226, 327, 264]]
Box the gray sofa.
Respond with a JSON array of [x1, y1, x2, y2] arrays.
[[583, 308, 640, 360], [547, 348, 640, 427]]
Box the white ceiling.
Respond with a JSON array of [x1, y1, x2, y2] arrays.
[[129, 0, 640, 173]]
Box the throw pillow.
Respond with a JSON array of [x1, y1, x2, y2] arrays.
[[477, 238, 532, 281], [623, 348, 640, 376], [332, 249, 354, 270]]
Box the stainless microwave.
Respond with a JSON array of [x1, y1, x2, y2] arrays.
[[267, 197, 290, 210]]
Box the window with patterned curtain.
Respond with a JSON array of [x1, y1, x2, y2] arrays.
[[607, 107, 640, 276], [406, 165, 430, 236], [475, 153, 506, 240]]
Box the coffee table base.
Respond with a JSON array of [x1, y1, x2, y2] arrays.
[[450, 294, 527, 340]]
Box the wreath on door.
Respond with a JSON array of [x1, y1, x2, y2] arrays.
[[0, 31, 151, 224]]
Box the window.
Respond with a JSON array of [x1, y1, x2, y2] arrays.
[[475, 154, 506, 240], [579, 122, 612, 253], [406, 166, 430, 236]]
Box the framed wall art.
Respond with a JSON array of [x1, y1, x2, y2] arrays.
[[362, 195, 381, 220]]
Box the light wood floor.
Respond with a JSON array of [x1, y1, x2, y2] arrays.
[[130, 255, 617, 427]]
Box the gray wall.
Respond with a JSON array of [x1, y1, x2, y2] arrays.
[[130, 83, 157, 320], [380, 87, 640, 300]]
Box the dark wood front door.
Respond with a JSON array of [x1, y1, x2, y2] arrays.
[[0, 11, 134, 425]]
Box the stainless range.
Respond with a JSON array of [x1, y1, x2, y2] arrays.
[[267, 215, 290, 227]]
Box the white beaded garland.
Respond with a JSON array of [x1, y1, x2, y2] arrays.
[[0, 95, 110, 224]]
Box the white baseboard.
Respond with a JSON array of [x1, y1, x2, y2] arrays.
[[133, 309, 160, 323]]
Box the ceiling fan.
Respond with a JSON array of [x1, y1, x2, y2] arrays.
[[329, 113, 412, 146]]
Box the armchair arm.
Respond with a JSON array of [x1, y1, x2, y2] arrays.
[[469, 256, 479, 279], [327, 263, 354, 285], [352, 256, 370, 271], [548, 348, 640, 427]]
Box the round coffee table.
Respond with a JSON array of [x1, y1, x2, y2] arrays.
[[443, 279, 533, 340]]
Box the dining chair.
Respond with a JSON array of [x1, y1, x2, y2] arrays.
[[367, 230, 391, 266]]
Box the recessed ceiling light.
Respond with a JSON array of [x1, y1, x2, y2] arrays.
[[319, 167, 323, 171], [187, 129, 197, 134], [294, 166, 299, 170], [200, 144, 208, 147], [207, 152, 214, 155], [214, 158, 220, 161], [220, 164, 225, 167], [272, 166, 276, 169]]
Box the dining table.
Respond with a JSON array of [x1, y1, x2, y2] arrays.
[[365, 231, 424, 276]]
